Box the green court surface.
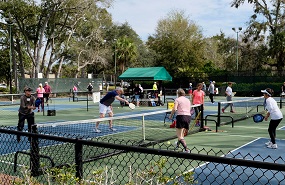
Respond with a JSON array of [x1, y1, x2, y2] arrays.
[[1, 95, 284, 153], [1, 95, 284, 184]]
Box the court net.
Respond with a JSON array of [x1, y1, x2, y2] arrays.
[[35, 105, 203, 144], [0, 94, 21, 105], [215, 96, 265, 126]]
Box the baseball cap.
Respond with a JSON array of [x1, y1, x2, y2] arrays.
[[24, 87, 32, 92]]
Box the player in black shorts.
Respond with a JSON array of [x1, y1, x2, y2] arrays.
[[169, 88, 191, 153]]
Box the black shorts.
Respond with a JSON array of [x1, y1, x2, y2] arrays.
[[176, 115, 191, 129]]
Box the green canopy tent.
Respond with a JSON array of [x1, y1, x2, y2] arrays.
[[118, 67, 172, 81], [118, 67, 172, 103]]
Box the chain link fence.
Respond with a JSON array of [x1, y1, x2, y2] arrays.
[[18, 78, 102, 93], [0, 127, 284, 185]]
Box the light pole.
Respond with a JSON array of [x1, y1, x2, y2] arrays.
[[5, 15, 13, 94], [114, 39, 117, 87], [232, 27, 242, 73]]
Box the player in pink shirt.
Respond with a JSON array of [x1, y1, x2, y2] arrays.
[[192, 83, 205, 116], [36, 83, 45, 112], [169, 88, 191, 153]]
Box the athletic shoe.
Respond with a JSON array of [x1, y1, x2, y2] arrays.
[[230, 110, 235, 113], [110, 127, 117, 131], [222, 108, 225, 113], [267, 144, 277, 149], [183, 149, 190, 153], [265, 141, 272, 146], [173, 141, 180, 150], [94, 128, 101, 133], [174, 141, 179, 146]]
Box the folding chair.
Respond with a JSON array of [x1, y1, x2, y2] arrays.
[[163, 98, 175, 126]]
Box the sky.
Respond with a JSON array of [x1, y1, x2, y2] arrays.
[[107, 0, 253, 41]]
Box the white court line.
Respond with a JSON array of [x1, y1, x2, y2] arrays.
[[189, 137, 262, 173], [233, 125, 268, 130], [205, 132, 258, 139], [278, 126, 285, 130]]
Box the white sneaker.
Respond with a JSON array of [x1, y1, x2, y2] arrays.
[[94, 128, 101, 133], [174, 141, 180, 147], [267, 144, 278, 149], [265, 141, 273, 146], [109, 127, 117, 131], [183, 149, 190, 153]]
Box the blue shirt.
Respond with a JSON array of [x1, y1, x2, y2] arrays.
[[100, 90, 119, 106]]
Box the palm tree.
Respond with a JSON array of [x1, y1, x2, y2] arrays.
[[116, 36, 138, 74]]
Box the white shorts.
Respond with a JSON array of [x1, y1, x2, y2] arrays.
[[99, 103, 112, 114]]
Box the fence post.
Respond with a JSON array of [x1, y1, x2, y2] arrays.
[[218, 102, 221, 127], [31, 125, 40, 176], [87, 92, 89, 111], [200, 104, 204, 129], [75, 139, 83, 180]]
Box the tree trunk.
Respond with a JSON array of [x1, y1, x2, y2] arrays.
[[56, 56, 64, 78]]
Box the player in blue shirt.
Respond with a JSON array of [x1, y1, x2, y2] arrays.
[[94, 87, 129, 133]]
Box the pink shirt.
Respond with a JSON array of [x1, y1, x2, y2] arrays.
[[192, 90, 205, 105], [36, 87, 45, 98], [174, 96, 191, 116]]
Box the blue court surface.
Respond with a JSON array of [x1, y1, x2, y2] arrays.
[[0, 123, 138, 156], [192, 138, 285, 185]]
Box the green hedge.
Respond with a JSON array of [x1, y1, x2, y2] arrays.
[[224, 82, 283, 97]]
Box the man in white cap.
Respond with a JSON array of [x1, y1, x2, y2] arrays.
[[208, 81, 216, 103], [43, 82, 52, 104]]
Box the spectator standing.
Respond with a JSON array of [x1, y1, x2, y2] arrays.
[[139, 84, 144, 98], [222, 82, 235, 113], [262, 88, 283, 149], [157, 81, 163, 106], [94, 87, 129, 133], [208, 81, 216, 103], [17, 87, 36, 142], [87, 83, 93, 99], [169, 88, 191, 153], [188, 83, 193, 99], [133, 84, 142, 107], [36, 83, 45, 112], [152, 82, 158, 98], [73, 85, 78, 97], [202, 82, 207, 94], [43, 82, 52, 104]]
